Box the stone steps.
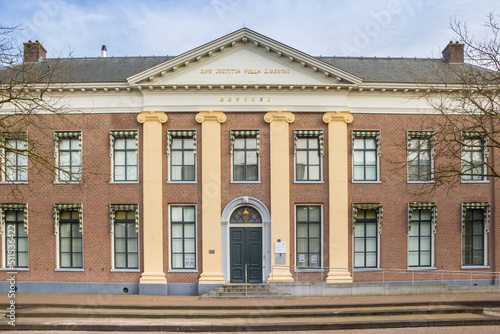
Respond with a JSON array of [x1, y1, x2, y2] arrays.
[[199, 284, 293, 299], [3, 297, 500, 331]]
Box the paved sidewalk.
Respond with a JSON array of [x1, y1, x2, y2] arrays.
[[2, 291, 500, 308]]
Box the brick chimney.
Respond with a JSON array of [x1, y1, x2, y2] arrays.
[[23, 40, 47, 62], [442, 41, 464, 63]]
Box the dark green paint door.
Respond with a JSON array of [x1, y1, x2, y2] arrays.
[[230, 227, 262, 283]]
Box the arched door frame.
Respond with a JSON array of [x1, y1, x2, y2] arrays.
[[221, 196, 271, 283]]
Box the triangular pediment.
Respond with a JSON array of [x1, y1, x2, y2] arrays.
[[127, 28, 362, 87]]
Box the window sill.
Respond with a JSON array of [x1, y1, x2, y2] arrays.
[[352, 180, 382, 184], [0, 267, 29, 271], [53, 181, 82, 185], [461, 180, 489, 184], [167, 181, 197, 184], [168, 269, 198, 273], [0, 181, 28, 185], [407, 181, 435, 184], [352, 268, 382, 272], [294, 268, 323, 272], [110, 269, 140, 273], [407, 266, 436, 270], [461, 265, 490, 269], [109, 181, 139, 184], [54, 268, 84, 272], [294, 181, 324, 184], [230, 181, 261, 184]]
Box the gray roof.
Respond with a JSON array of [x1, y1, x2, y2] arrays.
[[318, 57, 470, 84], [0, 55, 482, 85]]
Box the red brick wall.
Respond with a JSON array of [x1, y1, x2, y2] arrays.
[[0, 111, 496, 286], [1, 113, 142, 283], [349, 113, 494, 282]]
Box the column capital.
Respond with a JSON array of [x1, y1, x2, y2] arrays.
[[323, 111, 353, 124], [137, 111, 168, 124], [264, 110, 295, 123], [196, 110, 226, 123]]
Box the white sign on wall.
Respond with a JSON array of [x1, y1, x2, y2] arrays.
[[275, 242, 286, 254]]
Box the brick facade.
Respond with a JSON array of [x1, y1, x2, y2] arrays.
[[1, 112, 496, 288]]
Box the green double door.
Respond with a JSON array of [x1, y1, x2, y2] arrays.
[[230, 227, 262, 283]]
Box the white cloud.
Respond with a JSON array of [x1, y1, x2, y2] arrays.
[[1, 0, 498, 59]]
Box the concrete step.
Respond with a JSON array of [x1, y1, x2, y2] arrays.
[[2, 313, 499, 332], [200, 284, 293, 299], [14, 304, 484, 319]]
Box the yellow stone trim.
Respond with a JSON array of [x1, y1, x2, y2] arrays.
[[323, 111, 353, 284], [137, 110, 168, 124], [266, 110, 294, 282], [196, 110, 227, 123], [139, 272, 168, 284], [323, 111, 353, 124], [138, 110, 167, 285], [197, 111, 226, 285], [264, 110, 295, 123]]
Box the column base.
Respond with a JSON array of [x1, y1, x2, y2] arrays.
[[140, 272, 167, 284], [326, 270, 353, 284], [198, 272, 226, 285], [268, 268, 294, 282]]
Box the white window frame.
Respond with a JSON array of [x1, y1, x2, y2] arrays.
[[167, 131, 197, 184], [53, 204, 84, 271], [461, 203, 490, 269], [294, 204, 323, 272], [109, 204, 140, 272], [230, 130, 261, 183], [294, 130, 324, 184], [54, 131, 82, 184], [352, 131, 381, 183], [407, 131, 435, 183], [0, 204, 29, 270], [461, 133, 489, 183], [168, 204, 198, 272], [407, 204, 436, 270], [0, 133, 28, 184], [109, 130, 139, 183], [352, 204, 382, 271]]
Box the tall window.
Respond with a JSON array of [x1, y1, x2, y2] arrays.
[[114, 211, 138, 269], [296, 205, 321, 268], [170, 205, 196, 270], [3, 138, 28, 182], [409, 209, 432, 267], [59, 211, 83, 268], [408, 132, 433, 181], [295, 130, 323, 182], [55, 132, 82, 182], [168, 131, 196, 182], [353, 208, 379, 268], [461, 134, 487, 181], [231, 130, 259, 182], [110, 131, 138, 182], [462, 208, 486, 266], [353, 131, 379, 181], [5, 209, 28, 268]]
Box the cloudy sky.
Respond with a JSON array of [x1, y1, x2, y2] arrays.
[[1, 0, 497, 59]]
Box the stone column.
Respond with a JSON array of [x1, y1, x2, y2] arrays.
[[137, 111, 168, 295], [264, 110, 295, 282], [196, 110, 227, 290], [323, 111, 354, 283]]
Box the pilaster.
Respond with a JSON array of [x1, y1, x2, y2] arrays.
[[323, 111, 353, 283], [265, 110, 295, 282], [196, 111, 227, 285], [137, 111, 168, 289]]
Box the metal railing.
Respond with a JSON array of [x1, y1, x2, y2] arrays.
[[271, 265, 500, 287]]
